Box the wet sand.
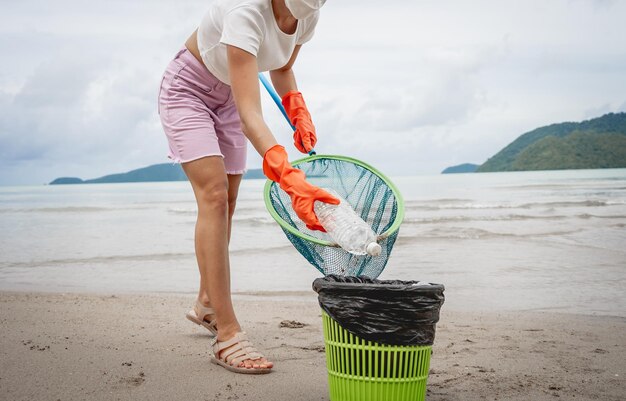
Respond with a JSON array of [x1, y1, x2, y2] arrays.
[[0, 291, 624, 401]]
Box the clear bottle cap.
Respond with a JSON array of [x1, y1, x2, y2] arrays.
[[366, 242, 382, 256]]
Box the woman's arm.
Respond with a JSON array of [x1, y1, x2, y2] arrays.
[[226, 45, 278, 156], [269, 45, 302, 96], [227, 44, 338, 230]]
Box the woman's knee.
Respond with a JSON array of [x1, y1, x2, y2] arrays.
[[196, 181, 230, 215]]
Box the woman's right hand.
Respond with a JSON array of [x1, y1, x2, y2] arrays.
[[281, 90, 317, 154], [263, 144, 339, 231]]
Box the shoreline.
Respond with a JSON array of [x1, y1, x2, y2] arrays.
[[1, 291, 624, 401], [0, 287, 624, 319]]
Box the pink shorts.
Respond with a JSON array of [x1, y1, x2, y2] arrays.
[[158, 48, 247, 174]]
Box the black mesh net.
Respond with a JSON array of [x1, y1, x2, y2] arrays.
[[265, 156, 401, 279]]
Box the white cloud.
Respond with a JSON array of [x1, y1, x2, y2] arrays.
[[1, 0, 626, 185]]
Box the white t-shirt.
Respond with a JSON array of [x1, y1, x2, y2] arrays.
[[197, 0, 319, 85]]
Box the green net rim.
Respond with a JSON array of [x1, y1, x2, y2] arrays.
[[263, 154, 405, 247]]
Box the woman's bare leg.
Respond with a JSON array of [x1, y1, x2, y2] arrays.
[[182, 156, 272, 370], [196, 173, 243, 306]]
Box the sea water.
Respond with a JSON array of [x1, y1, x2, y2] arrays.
[[0, 169, 624, 316]]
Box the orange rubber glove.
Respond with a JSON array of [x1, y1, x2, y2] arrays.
[[263, 144, 339, 231], [281, 90, 317, 154]]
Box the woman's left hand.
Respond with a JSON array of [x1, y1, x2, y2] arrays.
[[262, 144, 339, 231]]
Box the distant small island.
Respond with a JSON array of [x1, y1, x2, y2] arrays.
[[441, 163, 479, 174], [50, 164, 265, 185], [442, 112, 626, 173]]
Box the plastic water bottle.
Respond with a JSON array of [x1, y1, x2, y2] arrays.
[[314, 189, 382, 256]]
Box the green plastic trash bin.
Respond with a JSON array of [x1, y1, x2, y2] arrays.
[[322, 312, 432, 401], [313, 276, 445, 401]]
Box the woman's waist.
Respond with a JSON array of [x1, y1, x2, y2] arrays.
[[165, 50, 225, 91], [184, 30, 206, 68]]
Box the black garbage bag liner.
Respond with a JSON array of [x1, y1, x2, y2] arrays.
[[312, 275, 445, 346]]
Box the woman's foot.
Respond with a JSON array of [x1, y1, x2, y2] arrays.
[[212, 331, 273, 373], [185, 299, 218, 335]]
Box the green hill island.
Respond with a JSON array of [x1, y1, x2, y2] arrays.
[[443, 112, 626, 174], [50, 164, 265, 185]]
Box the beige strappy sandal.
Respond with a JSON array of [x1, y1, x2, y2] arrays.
[[211, 332, 272, 374], [185, 300, 218, 336]]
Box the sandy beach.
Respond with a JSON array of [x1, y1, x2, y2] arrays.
[[1, 171, 625, 400], [0, 291, 623, 401]]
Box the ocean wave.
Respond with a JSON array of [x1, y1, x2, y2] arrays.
[[0, 206, 113, 214], [232, 216, 275, 225], [405, 198, 475, 205], [402, 213, 626, 224], [404, 204, 492, 211], [576, 213, 626, 219], [167, 205, 265, 216], [428, 227, 520, 239], [167, 207, 196, 215], [403, 214, 566, 224], [518, 200, 619, 208], [230, 244, 294, 255], [396, 227, 583, 241], [0, 205, 158, 214], [164, 206, 281, 225], [404, 199, 624, 211], [496, 184, 577, 190], [0, 246, 295, 269], [1, 252, 195, 268]]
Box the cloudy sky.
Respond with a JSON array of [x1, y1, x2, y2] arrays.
[[1, 0, 625, 185]]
